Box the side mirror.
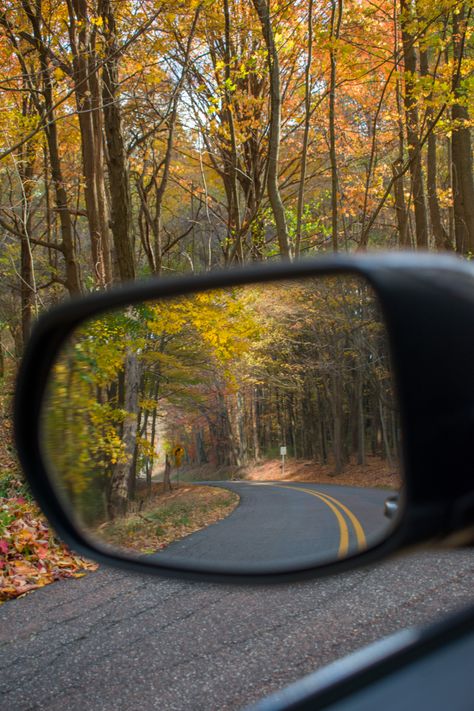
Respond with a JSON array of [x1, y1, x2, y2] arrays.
[[14, 254, 474, 582]]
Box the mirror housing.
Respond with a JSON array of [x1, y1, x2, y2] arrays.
[[14, 253, 474, 582]]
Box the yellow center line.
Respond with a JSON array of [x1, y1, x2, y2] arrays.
[[262, 483, 350, 558], [299, 489, 350, 558], [306, 489, 367, 550], [254, 482, 367, 558]]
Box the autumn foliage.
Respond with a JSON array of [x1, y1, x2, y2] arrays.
[[0, 496, 97, 604], [0, 384, 97, 603], [39, 276, 399, 545], [0, 0, 473, 596]]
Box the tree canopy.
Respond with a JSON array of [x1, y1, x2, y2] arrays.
[[0, 0, 473, 363]]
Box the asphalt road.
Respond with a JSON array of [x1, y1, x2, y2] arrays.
[[1, 547, 474, 711], [157, 482, 392, 570]]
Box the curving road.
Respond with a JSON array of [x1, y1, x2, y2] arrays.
[[155, 482, 393, 569]]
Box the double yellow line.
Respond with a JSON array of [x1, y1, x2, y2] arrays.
[[267, 483, 367, 559]]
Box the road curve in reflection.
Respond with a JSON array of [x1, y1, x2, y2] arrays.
[[151, 481, 395, 568]]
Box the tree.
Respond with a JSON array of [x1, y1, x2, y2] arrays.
[[252, 0, 292, 258], [451, 4, 474, 254]]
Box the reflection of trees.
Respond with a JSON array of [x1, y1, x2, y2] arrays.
[[43, 277, 399, 526], [173, 278, 399, 475], [43, 292, 260, 522], [263, 278, 399, 474]]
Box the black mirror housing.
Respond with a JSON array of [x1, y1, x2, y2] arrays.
[[14, 253, 474, 583]]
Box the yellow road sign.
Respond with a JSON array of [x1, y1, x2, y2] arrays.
[[173, 446, 184, 467]]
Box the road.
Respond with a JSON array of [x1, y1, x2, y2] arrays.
[[1, 547, 474, 711], [157, 482, 392, 569]]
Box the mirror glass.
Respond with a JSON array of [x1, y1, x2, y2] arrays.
[[40, 275, 402, 573]]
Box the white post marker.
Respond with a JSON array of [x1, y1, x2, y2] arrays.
[[280, 445, 287, 477]]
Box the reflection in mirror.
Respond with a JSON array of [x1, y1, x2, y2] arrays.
[[41, 275, 402, 572]]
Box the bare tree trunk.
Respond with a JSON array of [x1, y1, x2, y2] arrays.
[[356, 370, 366, 466], [252, 0, 291, 259], [393, 1, 410, 248], [44, 118, 83, 294], [100, 0, 135, 283], [67, 0, 109, 287], [109, 352, 140, 518], [329, 0, 343, 252], [251, 387, 260, 460], [147, 381, 160, 496], [223, 0, 243, 261], [3, 3, 83, 295], [451, 7, 474, 254], [419, 43, 451, 250], [295, 0, 313, 258], [392, 161, 411, 247], [163, 454, 172, 492], [379, 399, 394, 468], [400, 0, 429, 249], [330, 369, 344, 475], [90, 64, 113, 284], [427, 131, 451, 250], [18, 143, 36, 347]]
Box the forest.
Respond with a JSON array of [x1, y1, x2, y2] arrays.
[[0, 0, 471, 550], [2, 0, 470, 596], [0, 0, 473, 371], [41, 275, 398, 528]]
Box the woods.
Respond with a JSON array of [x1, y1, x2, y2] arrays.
[[0, 0, 471, 556], [41, 276, 399, 528], [0, 0, 472, 364]]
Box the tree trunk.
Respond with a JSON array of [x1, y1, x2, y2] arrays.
[[109, 351, 140, 518], [252, 0, 291, 259], [451, 8, 474, 255], [90, 64, 113, 285], [330, 369, 344, 474], [391, 0, 411, 247], [163, 454, 172, 492], [8, 4, 83, 295], [17, 117, 36, 347], [251, 387, 260, 460], [100, 0, 136, 282], [400, 0, 429, 248], [67, 0, 109, 287], [392, 161, 411, 247], [356, 371, 366, 466], [295, 0, 313, 258], [419, 43, 451, 251], [329, 0, 343, 252]]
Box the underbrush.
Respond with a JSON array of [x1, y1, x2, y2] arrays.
[[97, 485, 239, 553]]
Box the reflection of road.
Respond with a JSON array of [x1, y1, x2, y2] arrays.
[[153, 481, 394, 568]]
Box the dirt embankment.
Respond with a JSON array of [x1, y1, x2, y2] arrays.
[[243, 457, 400, 489], [179, 456, 400, 490]]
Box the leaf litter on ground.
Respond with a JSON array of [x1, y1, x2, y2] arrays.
[[0, 496, 97, 604]]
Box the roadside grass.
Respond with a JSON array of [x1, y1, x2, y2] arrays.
[[177, 465, 243, 483], [97, 485, 240, 553]]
